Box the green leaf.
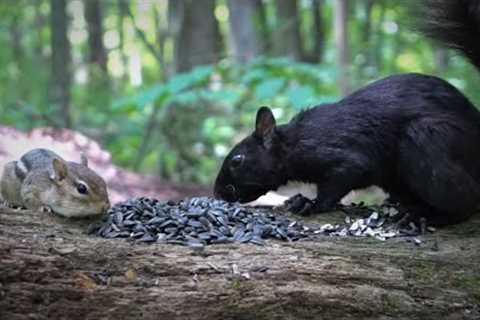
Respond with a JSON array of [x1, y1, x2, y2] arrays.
[[254, 78, 285, 100], [167, 65, 214, 93], [112, 84, 167, 111], [240, 68, 267, 85], [285, 85, 317, 109]]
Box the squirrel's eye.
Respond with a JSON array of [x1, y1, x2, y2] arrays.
[[76, 183, 88, 195], [231, 154, 245, 168]]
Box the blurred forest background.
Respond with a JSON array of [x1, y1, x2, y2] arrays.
[[1, 0, 480, 186]]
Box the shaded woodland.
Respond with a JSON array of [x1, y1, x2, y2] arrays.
[[2, 2, 480, 319], [1, 0, 480, 185]]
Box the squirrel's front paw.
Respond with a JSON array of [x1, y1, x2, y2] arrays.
[[284, 194, 339, 215], [284, 194, 315, 215]]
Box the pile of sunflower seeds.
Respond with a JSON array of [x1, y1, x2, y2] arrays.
[[89, 197, 429, 247], [90, 197, 313, 247]]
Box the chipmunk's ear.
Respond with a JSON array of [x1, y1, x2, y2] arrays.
[[50, 158, 68, 181], [80, 153, 88, 167]]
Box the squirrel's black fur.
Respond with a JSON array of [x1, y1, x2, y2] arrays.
[[214, 0, 480, 225]]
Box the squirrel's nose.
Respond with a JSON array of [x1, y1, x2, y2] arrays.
[[225, 184, 236, 195]]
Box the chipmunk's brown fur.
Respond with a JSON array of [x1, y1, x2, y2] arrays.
[[1, 148, 110, 218]]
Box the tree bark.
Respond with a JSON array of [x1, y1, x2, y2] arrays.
[[50, 0, 72, 128], [1, 207, 480, 319], [312, 0, 324, 63], [227, 0, 260, 63], [171, 0, 221, 73], [117, 0, 129, 81], [372, 0, 386, 71], [10, 14, 23, 65], [153, 5, 169, 80], [253, 0, 270, 54], [84, 0, 108, 73], [34, 1, 47, 59], [361, 0, 374, 69], [334, 0, 350, 95], [303, 0, 324, 63], [273, 0, 303, 61], [434, 48, 449, 73]]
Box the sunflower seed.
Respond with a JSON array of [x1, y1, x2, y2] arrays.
[[92, 196, 413, 246]]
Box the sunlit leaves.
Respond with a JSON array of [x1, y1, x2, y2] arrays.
[[254, 78, 285, 100], [107, 57, 340, 182]]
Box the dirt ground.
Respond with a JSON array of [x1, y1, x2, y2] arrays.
[[1, 205, 479, 320]]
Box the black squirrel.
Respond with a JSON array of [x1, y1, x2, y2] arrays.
[[214, 0, 480, 225]]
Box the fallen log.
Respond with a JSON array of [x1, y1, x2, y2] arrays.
[[1, 206, 479, 319]]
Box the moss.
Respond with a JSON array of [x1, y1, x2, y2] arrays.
[[397, 257, 480, 304], [381, 293, 404, 313], [404, 261, 438, 282], [230, 278, 243, 291], [472, 293, 480, 305], [453, 274, 480, 292], [228, 277, 256, 295]]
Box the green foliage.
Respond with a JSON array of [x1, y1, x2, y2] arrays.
[[1, 0, 480, 186], [108, 58, 339, 183]]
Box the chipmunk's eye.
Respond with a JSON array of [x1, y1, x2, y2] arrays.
[[76, 182, 89, 195], [231, 154, 245, 168]]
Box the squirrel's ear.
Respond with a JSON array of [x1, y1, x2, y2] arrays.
[[80, 153, 88, 167], [254, 106, 276, 142], [50, 158, 68, 181]]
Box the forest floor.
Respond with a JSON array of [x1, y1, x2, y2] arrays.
[[1, 205, 479, 320]]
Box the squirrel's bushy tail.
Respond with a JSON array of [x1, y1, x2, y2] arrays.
[[419, 0, 480, 71]]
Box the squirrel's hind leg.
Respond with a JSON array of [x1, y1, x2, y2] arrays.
[[397, 119, 480, 225]]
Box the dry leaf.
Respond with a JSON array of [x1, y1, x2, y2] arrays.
[[124, 269, 138, 282], [74, 273, 97, 290]]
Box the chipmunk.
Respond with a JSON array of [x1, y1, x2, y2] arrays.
[[0, 148, 110, 218], [214, 0, 480, 225]]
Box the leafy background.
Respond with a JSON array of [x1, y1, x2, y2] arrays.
[[0, 0, 479, 185]]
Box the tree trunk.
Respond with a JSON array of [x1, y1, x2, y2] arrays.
[[361, 0, 374, 69], [153, 5, 168, 80], [171, 0, 221, 73], [84, 0, 108, 73], [303, 0, 324, 64], [34, 1, 47, 59], [10, 15, 23, 65], [253, 0, 270, 54], [273, 0, 303, 61], [227, 0, 260, 63], [117, 0, 129, 82], [434, 48, 449, 73], [372, 0, 386, 72], [334, 0, 350, 95], [50, 0, 72, 128]]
